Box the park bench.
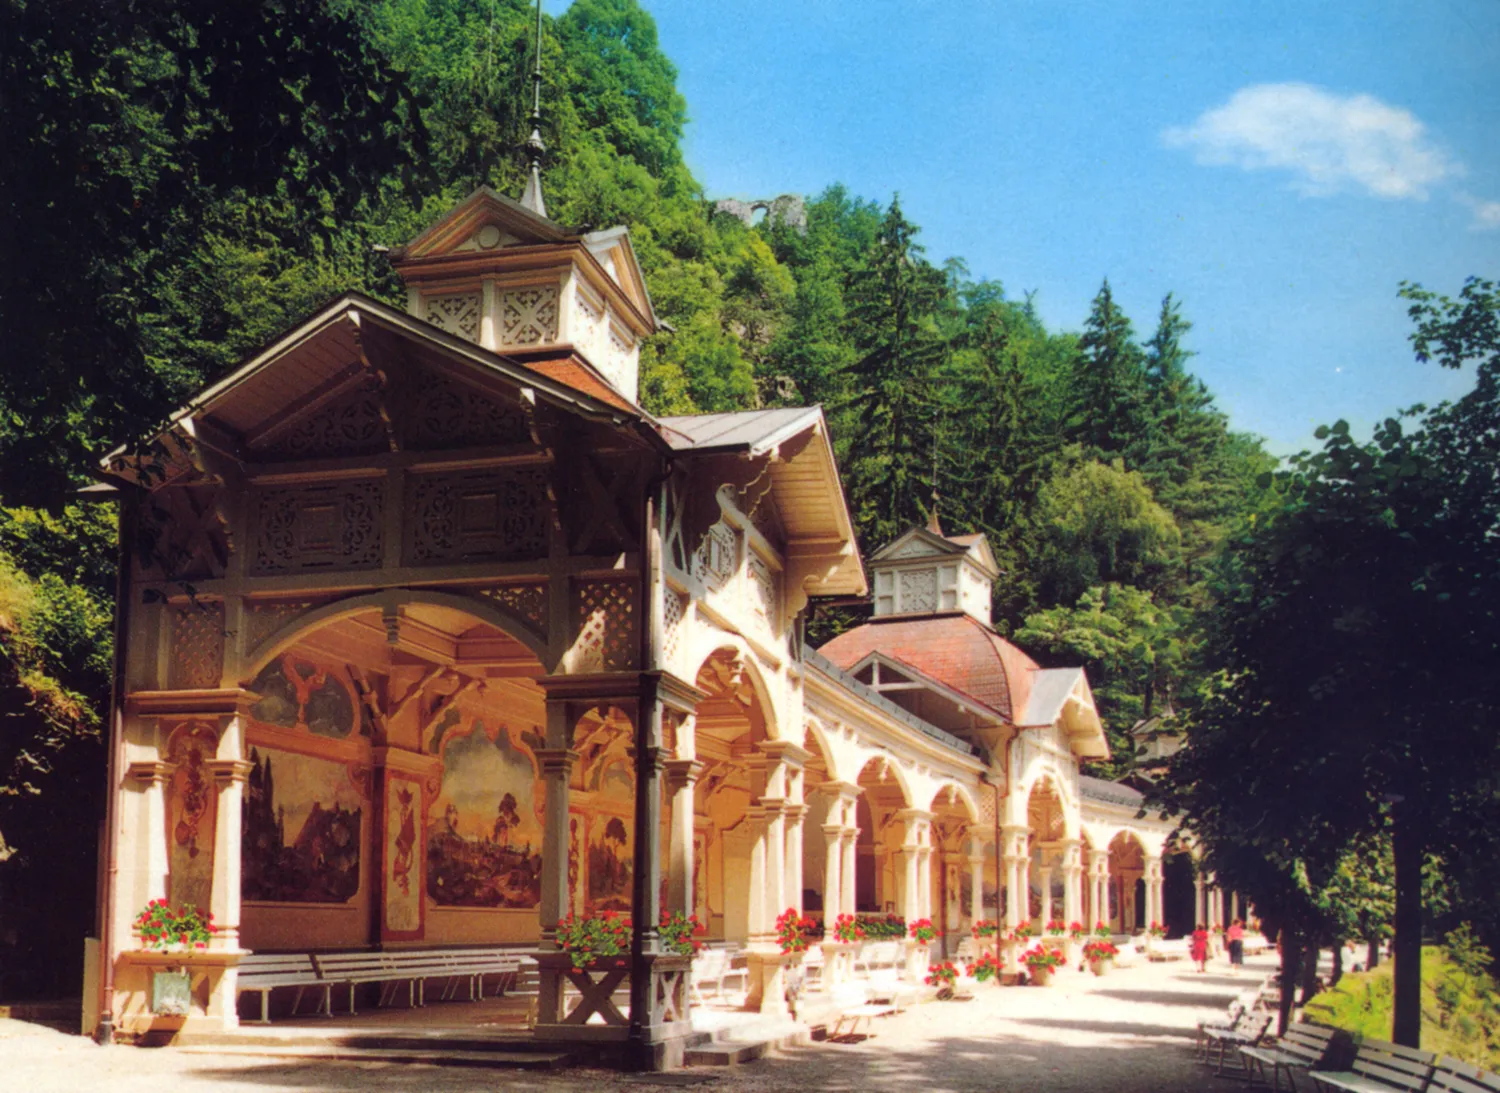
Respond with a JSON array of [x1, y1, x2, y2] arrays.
[[1197, 993, 1256, 1055], [236, 952, 336, 1025], [689, 947, 749, 1004], [1427, 1056, 1500, 1093], [1238, 1021, 1339, 1092], [1149, 937, 1190, 962], [1307, 1036, 1435, 1093], [420, 948, 524, 1001], [312, 950, 453, 1013], [1202, 1009, 1273, 1073]]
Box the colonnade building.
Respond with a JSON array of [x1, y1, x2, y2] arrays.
[[89, 183, 1222, 1064]]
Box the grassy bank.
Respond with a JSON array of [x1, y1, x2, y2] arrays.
[[1303, 946, 1500, 1068]]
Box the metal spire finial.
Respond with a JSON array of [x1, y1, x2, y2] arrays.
[[519, 0, 547, 217]]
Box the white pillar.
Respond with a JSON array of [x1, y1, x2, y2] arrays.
[[822, 823, 844, 924], [664, 759, 702, 919], [784, 769, 805, 916], [1061, 840, 1083, 927], [1038, 864, 1054, 927], [967, 830, 986, 923], [1089, 849, 1110, 930]]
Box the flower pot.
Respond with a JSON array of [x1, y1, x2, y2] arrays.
[[1088, 958, 1113, 977], [1028, 966, 1054, 986]]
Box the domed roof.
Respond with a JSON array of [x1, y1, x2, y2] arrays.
[[817, 612, 1041, 725]]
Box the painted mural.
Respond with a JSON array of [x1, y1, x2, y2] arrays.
[[384, 775, 422, 932], [242, 746, 363, 903], [585, 765, 634, 913], [167, 722, 219, 913], [249, 654, 359, 738], [426, 720, 542, 908]]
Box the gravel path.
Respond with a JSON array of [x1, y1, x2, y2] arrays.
[[0, 949, 1277, 1092]]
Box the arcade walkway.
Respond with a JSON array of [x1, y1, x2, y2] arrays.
[[1, 948, 1277, 1093]]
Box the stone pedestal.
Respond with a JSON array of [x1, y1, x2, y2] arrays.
[[113, 948, 244, 1038], [532, 951, 693, 1070], [745, 950, 801, 1017]]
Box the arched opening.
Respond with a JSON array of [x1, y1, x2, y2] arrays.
[[929, 784, 976, 956], [233, 600, 549, 955], [1025, 778, 1068, 925], [1108, 831, 1147, 934], [853, 755, 911, 914], [690, 647, 773, 943], [1163, 848, 1196, 938]]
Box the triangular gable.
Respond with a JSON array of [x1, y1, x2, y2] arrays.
[[583, 227, 658, 331], [100, 293, 664, 485], [871, 527, 968, 563], [396, 186, 569, 260], [1020, 668, 1109, 760], [948, 533, 1000, 579], [847, 650, 1007, 723]]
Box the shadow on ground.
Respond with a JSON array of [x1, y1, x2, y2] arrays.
[[1013, 1017, 1194, 1040], [1094, 989, 1232, 1008]]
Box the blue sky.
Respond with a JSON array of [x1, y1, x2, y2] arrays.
[[553, 0, 1500, 453]]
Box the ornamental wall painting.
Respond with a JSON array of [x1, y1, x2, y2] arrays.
[[384, 774, 423, 934], [242, 746, 363, 903], [567, 813, 586, 917], [585, 766, 634, 913], [248, 654, 360, 739], [426, 720, 542, 908], [167, 722, 219, 913]]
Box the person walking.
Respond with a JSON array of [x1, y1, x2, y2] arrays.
[[1191, 922, 1209, 973], [1227, 918, 1245, 974]]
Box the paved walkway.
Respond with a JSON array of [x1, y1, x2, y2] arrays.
[[0, 949, 1277, 1092]]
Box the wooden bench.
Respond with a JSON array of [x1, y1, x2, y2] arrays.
[[828, 1001, 897, 1041], [1203, 1010, 1272, 1072], [1238, 1021, 1338, 1092], [1428, 1056, 1500, 1093], [236, 953, 334, 1024], [420, 948, 524, 1002], [1149, 937, 1190, 962], [1308, 1037, 1435, 1093], [312, 951, 448, 1013]]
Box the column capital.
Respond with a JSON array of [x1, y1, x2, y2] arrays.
[[817, 779, 863, 802], [534, 748, 580, 776], [125, 759, 177, 787], [662, 758, 704, 794], [206, 758, 254, 787]]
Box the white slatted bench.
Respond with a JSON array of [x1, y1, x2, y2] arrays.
[[1308, 1037, 1435, 1093], [1239, 1022, 1338, 1092], [236, 953, 336, 1024], [421, 948, 524, 1001], [312, 951, 445, 1013], [1428, 1056, 1500, 1093], [1148, 938, 1190, 962]]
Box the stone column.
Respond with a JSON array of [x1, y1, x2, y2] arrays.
[[1144, 854, 1162, 929], [967, 831, 986, 924], [1230, 891, 1240, 923], [1195, 872, 1206, 925], [1061, 840, 1083, 926], [784, 767, 805, 916], [1088, 848, 1111, 931], [125, 760, 177, 912], [1038, 864, 1054, 928], [841, 828, 858, 919], [896, 811, 930, 982], [205, 758, 253, 952], [663, 758, 703, 920], [821, 823, 844, 925], [1001, 824, 1030, 930]]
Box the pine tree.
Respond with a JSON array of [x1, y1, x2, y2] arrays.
[[1068, 279, 1148, 459], [838, 197, 948, 548]]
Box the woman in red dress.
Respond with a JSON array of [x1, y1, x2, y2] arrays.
[[1191, 923, 1209, 972]]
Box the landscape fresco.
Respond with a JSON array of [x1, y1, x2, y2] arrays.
[[586, 766, 634, 913], [426, 721, 542, 908], [242, 746, 362, 903]]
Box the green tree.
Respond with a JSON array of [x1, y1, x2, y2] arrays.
[[1067, 279, 1149, 459]]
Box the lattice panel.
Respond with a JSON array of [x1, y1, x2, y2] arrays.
[[476, 583, 549, 634], [693, 522, 736, 589], [899, 568, 938, 614], [405, 468, 550, 564], [256, 378, 388, 461], [748, 554, 777, 631], [571, 579, 639, 672], [498, 285, 560, 346], [662, 589, 687, 665], [168, 602, 225, 690], [252, 480, 385, 574], [243, 600, 319, 651], [425, 292, 481, 342], [406, 371, 530, 450]]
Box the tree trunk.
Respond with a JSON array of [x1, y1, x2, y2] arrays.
[[1367, 937, 1380, 971], [1330, 941, 1344, 987], [1278, 919, 1301, 1036], [1392, 801, 1423, 1048], [1300, 937, 1321, 1003]]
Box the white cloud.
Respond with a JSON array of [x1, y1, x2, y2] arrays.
[[1163, 83, 1457, 200], [1459, 193, 1500, 231]]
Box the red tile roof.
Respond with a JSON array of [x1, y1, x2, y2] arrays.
[[817, 613, 1040, 724], [523, 356, 639, 414]]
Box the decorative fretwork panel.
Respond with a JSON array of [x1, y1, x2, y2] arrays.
[[692, 521, 736, 589], [168, 601, 225, 690], [662, 589, 687, 666], [406, 371, 530, 450], [498, 285, 560, 346], [405, 468, 550, 564], [748, 554, 777, 632], [476, 583, 549, 635], [138, 485, 230, 582], [571, 579, 639, 672], [243, 600, 319, 652], [251, 480, 385, 574], [899, 569, 938, 614], [255, 379, 389, 461], [425, 292, 482, 342]]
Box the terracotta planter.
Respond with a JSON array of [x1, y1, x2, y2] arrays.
[[1028, 965, 1054, 986], [1088, 958, 1113, 977]]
